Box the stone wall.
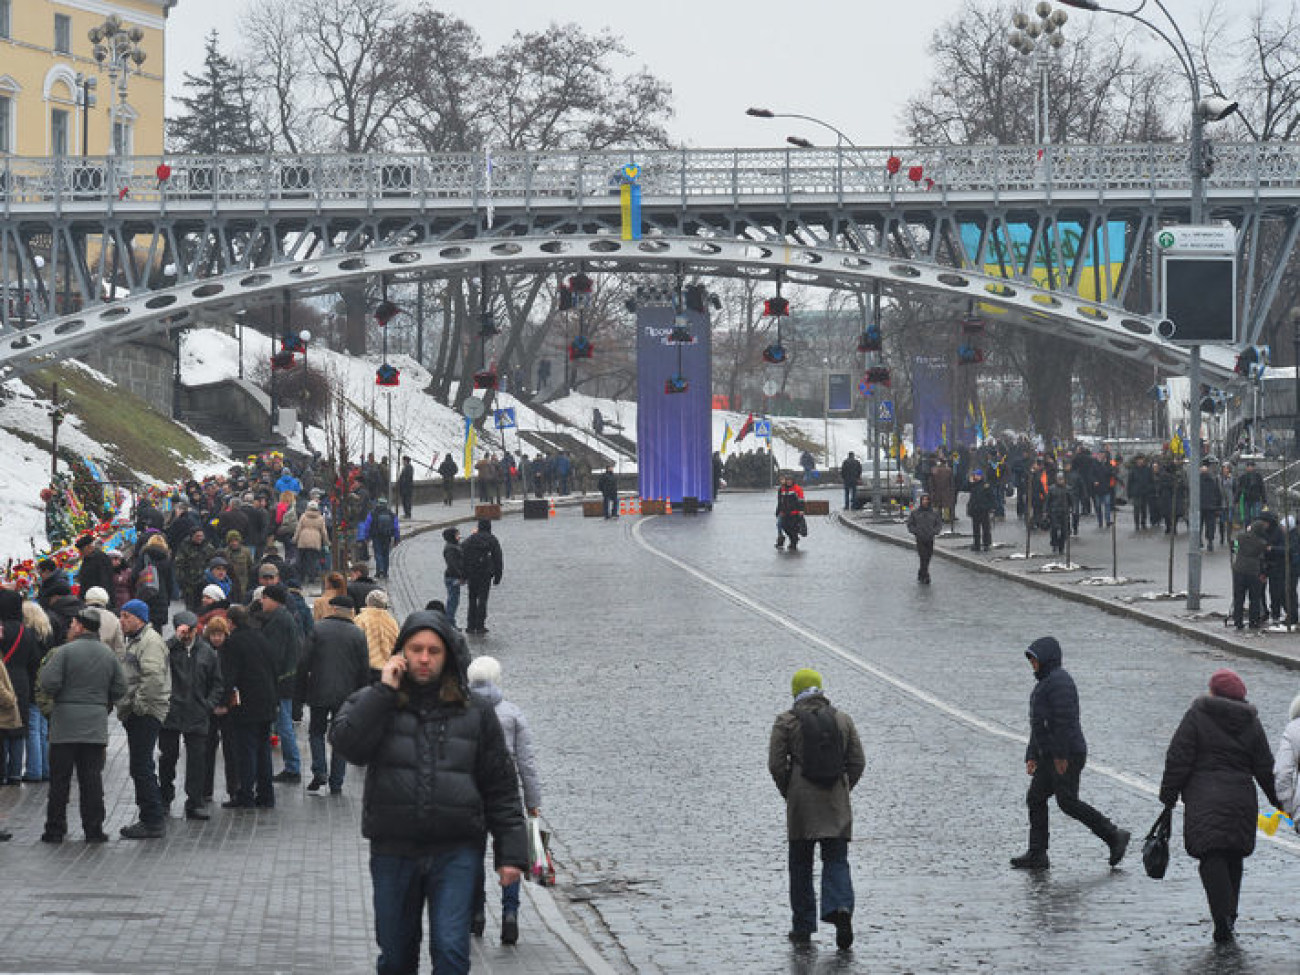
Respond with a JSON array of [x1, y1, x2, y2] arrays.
[[81, 335, 177, 417]]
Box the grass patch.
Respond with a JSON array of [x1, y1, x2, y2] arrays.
[[773, 423, 824, 458], [26, 365, 217, 483]]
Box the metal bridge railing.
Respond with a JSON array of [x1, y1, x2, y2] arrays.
[[4, 143, 1300, 212]]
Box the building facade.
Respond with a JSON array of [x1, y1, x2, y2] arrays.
[[0, 0, 172, 158]]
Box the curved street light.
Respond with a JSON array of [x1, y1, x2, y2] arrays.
[[87, 13, 148, 156], [1062, 0, 1238, 611], [1007, 3, 1069, 145], [745, 106, 873, 170]]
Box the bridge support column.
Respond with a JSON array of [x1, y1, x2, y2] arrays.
[[1187, 346, 1202, 610]]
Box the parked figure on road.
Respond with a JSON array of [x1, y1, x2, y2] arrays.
[[37, 609, 126, 843], [775, 473, 807, 551], [1160, 669, 1281, 944], [839, 452, 862, 510], [966, 469, 995, 552], [467, 655, 542, 946], [116, 599, 172, 839], [441, 528, 465, 627], [292, 500, 330, 589], [1126, 455, 1154, 531], [158, 610, 223, 822], [1272, 689, 1300, 821], [259, 583, 304, 784], [438, 454, 458, 506], [598, 465, 619, 519], [0, 590, 40, 785], [1010, 637, 1130, 871], [1230, 519, 1269, 631], [905, 493, 943, 585], [768, 668, 865, 949], [330, 611, 528, 975], [299, 595, 369, 796], [461, 520, 504, 635], [201, 617, 240, 808]]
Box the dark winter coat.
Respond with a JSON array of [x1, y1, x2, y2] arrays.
[[300, 616, 369, 709], [348, 575, 381, 610], [330, 613, 528, 865], [37, 570, 73, 609], [259, 605, 303, 699], [1046, 482, 1073, 518], [768, 693, 866, 841], [443, 541, 465, 582], [221, 625, 279, 725], [1232, 521, 1269, 577], [1024, 637, 1088, 761], [1160, 695, 1280, 858], [37, 633, 127, 745], [1199, 471, 1224, 512], [162, 635, 224, 734], [597, 470, 618, 501], [76, 548, 116, 600], [1127, 463, 1155, 499], [966, 480, 996, 516], [461, 531, 503, 584], [1237, 470, 1266, 505], [840, 456, 863, 485], [905, 505, 944, 542], [0, 592, 41, 727]]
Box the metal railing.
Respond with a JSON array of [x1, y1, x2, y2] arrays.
[[3, 142, 1300, 211]]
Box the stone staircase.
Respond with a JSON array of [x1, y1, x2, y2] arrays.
[[175, 379, 287, 461]]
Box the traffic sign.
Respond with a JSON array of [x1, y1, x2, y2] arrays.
[[1156, 225, 1235, 255], [754, 419, 772, 438], [494, 408, 516, 430], [462, 396, 485, 420], [878, 400, 895, 424]]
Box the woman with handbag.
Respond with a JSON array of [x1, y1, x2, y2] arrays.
[[1159, 669, 1282, 943]]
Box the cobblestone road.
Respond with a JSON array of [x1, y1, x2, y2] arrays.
[[393, 492, 1300, 973]]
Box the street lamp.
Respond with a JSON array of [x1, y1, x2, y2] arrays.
[[1063, 0, 1237, 611], [1007, 3, 1068, 145], [746, 106, 872, 169], [74, 73, 97, 157], [87, 14, 147, 157]]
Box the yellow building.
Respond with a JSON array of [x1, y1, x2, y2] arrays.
[[0, 0, 172, 158]]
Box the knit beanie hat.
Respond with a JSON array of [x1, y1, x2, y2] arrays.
[[1209, 668, 1247, 701], [366, 589, 390, 609], [202, 584, 226, 602], [467, 655, 502, 686], [791, 668, 823, 697], [83, 586, 110, 607], [121, 599, 151, 623]]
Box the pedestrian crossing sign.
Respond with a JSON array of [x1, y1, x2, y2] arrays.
[[755, 419, 772, 440], [494, 408, 516, 430], [878, 400, 894, 423]]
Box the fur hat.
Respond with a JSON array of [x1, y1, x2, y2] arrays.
[[467, 655, 501, 686], [83, 586, 110, 607], [791, 668, 823, 697], [365, 589, 389, 609], [1209, 668, 1247, 701]]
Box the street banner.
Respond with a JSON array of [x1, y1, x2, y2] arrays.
[[636, 303, 712, 502]]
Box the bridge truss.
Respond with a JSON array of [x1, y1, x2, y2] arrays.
[[3, 142, 1299, 382]]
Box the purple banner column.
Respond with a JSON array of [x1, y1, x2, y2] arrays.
[[911, 354, 951, 452], [636, 305, 713, 503]]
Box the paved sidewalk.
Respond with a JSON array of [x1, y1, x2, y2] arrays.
[[837, 504, 1300, 670]]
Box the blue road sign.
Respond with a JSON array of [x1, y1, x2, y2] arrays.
[[754, 419, 772, 438], [878, 400, 895, 423], [494, 408, 516, 430]]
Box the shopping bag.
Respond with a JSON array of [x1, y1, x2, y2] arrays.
[[1142, 806, 1173, 880], [526, 816, 557, 886]]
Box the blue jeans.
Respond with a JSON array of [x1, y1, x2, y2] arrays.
[[444, 578, 461, 626], [124, 713, 164, 827], [373, 538, 392, 577], [371, 845, 479, 975], [788, 838, 854, 935], [308, 705, 346, 790], [2, 732, 25, 783], [1094, 492, 1112, 527], [276, 698, 301, 774], [843, 483, 857, 509], [473, 838, 522, 917], [25, 705, 49, 780]]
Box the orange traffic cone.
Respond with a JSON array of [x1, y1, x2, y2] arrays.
[[665, 497, 673, 515], [548, 497, 556, 518]]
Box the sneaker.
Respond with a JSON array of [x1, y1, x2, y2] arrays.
[[1108, 828, 1131, 867], [828, 909, 853, 950], [306, 776, 327, 792], [501, 912, 518, 945], [470, 913, 485, 937], [1010, 850, 1050, 870], [273, 770, 302, 783], [119, 821, 165, 840]]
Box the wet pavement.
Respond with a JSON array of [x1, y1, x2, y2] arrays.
[[5, 489, 1300, 973]]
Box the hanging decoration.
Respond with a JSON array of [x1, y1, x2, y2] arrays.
[[374, 300, 399, 326], [375, 363, 400, 387], [866, 366, 892, 386], [563, 270, 595, 360], [856, 323, 883, 353], [761, 279, 789, 364], [957, 344, 986, 366]]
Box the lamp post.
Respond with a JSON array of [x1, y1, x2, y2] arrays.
[[75, 73, 97, 157], [1063, 0, 1237, 611], [1007, 3, 1068, 145], [1292, 308, 1300, 465], [746, 106, 874, 174], [87, 14, 147, 157]]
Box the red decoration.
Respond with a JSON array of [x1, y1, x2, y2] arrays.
[[117, 187, 130, 200], [886, 156, 902, 176], [156, 163, 172, 182], [907, 166, 923, 183]]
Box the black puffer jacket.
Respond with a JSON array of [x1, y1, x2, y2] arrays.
[[162, 635, 224, 734], [330, 611, 527, 865], [1024, 637, 1087, 761], [221, 624, 279, 725], [1160, 694, 1280, 858]]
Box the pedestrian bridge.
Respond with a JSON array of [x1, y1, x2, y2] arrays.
[[3, 142, 1299, 380]]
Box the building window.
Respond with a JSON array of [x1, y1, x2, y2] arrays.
[[0, 97, 10, 154], [0, 1, 11, 41], [54, 13, 71, 54], [51, 108, 69, 156], [113, 120, 132, 156]]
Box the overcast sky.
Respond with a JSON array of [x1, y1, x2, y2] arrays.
[[163, 0, 1236, 148]]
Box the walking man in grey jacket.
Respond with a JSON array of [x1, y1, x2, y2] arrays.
[[38, 609, 127, 843], [117, 599, 172, 839], [769, 668, 866, 950], [906, 493, 944, 584]]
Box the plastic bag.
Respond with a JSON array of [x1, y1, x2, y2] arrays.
[[526, 816, 556, 886]]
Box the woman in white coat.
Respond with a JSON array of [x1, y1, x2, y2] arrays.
[[1273, 693, 1300, 819]]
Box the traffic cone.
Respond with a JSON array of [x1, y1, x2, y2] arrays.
[[549, 497, 556, 518], [665, 497, 673, 515]]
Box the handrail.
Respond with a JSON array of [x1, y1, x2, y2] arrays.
[[2, 143, 1299, 210]]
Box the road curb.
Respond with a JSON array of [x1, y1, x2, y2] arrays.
[[833, 512, 1300, 672]]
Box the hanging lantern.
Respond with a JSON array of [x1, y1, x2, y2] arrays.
[[885, 156, 902, 176], [856, 324, 883, 353], [907, 166, 924, 183], [374, 300, 399, 325], [271, 350, 296, 371], [375, 363, 400, 387], [961, 317, 986, 336], [957, 344, 986, 366], [664, 374, 689, 394], [473, 369, 499, 390], [763, 296, 790, 317], [280, 331, 306, 354], [762, 343, 788, 364], [866, 366, 891, 386], [568, 335, 594, 360]]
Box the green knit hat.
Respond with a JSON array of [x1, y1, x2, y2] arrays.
[[791, 668, 823, 697]]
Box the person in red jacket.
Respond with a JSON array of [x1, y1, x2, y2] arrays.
[[775, 474, 807, 551]]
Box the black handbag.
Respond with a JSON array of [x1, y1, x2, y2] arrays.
[[1142, 806, 1173, 879]]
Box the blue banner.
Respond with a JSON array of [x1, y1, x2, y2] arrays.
[[636, 304, 713, 503], [912, 355, 950, 452]]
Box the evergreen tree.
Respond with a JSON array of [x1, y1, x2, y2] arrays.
[[167, 30, 264, 154]]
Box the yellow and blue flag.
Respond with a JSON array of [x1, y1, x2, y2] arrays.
[[620, 163, 641, 241], [463, 416, 477, 472], [721, 423, 734, 455]]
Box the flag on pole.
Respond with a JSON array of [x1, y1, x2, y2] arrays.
[[1170, 426, 1185, 458], [484, 149, 495, 229], [619, 163, 642, 241], [463, 416, 477, 472], [979, 402, 990, 441], [721, 423, 735, 455], [735, 412, 755, 443]]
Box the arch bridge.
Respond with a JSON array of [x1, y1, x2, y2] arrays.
[[3, 142, 1300, 381]]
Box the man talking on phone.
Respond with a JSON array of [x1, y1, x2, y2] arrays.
[[331, 611, 527, 974]]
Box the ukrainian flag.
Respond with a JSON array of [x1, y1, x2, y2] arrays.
[[721, 423, 734, 456], [463, 416, 476, 472], [620, 182, 642, 241]]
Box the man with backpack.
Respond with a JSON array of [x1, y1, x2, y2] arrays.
[[461, 519, 503, 635], [359, 498, 400, 581], [768, 668, 865, 950]]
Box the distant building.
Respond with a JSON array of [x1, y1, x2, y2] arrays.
[[0, 0, 172, 158]]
